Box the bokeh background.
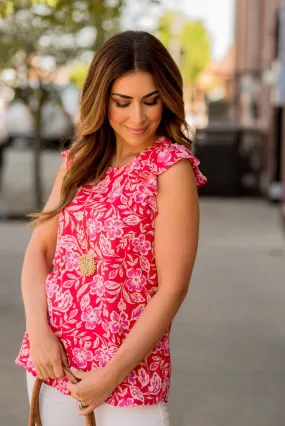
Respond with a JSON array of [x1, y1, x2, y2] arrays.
[[0, 1, 285, 425]]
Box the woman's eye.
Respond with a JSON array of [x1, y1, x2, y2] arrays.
[[114, 98, 159, 108], [144, 98, 159, 106], [115, 102, 129, 108]]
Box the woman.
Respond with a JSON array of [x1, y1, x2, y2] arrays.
[[16, 30, 207, 426]]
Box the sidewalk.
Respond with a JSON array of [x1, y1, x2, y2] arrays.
[[1, 199, 285, 425]]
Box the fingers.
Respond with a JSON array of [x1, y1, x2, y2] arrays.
[[66, 381, 77, 395], [53, 360, 64, 379], [34, 358, 65, 380], [34, 365, 44, 380], [67, 381, 84, 403], [70, 368, 85, 380], [76, 399, 94, 416], [30, 334, 69, 381], [41, 367, 50, 381], [35, 365, 50, 381], [59, 343, 69, 368], [46, 364, 56, 380], [77, 404, 95, 416]]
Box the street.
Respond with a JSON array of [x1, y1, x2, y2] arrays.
[[1, 198, 285, 426]]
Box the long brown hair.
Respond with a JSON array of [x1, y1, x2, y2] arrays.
[[29, 30, 192, 226]]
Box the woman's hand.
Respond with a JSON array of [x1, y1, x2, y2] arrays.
[[67, 368, 117, 416], [29, 324, 69, 380]]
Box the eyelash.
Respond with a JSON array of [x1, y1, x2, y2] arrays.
[[115, 98, 159, 108]]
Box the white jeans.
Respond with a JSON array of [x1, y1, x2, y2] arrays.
[[27, 373, 170, 426]]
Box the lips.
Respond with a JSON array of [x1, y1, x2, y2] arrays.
[[126, 126, 148, 135]]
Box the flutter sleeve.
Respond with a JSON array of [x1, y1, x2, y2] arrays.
[[134, 139, 207, 219], [149, 142, 207, 189]]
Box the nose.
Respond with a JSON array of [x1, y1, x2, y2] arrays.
[[130, 103, 146, 126]]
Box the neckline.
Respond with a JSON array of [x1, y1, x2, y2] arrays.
[[107, 136, 164, 172]]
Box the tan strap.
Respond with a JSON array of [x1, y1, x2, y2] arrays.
[[28, 367, 96, 426]]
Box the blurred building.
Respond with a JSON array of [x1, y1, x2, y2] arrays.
[[190, 46, 235, 129], [234, 0, 285, 212], [198, 46, 235, 108]]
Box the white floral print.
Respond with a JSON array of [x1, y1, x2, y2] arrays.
[[72, 347, 93, 369], [16, 136, 207, 407], [81, 305, 102, 329]]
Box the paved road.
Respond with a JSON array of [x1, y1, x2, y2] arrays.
[[1, 199, 285, 426]]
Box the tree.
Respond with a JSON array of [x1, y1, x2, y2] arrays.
[[156, 12, 211, 88], [0, 1, 60, 19], [0, 0, 159, 209], [0, 1, 126, 208]]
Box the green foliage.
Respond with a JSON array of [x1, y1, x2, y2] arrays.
[[0, 1, 125, 79], [156, 12, 211, 86], [180, 20, 211, 85], [0, 0, 161, 209], [156, 11, 179, 47], [69, 64, 89, 89], [0, 0, 59, 17]]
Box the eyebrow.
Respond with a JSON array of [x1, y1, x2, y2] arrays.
[[111, 90, 159, 99]]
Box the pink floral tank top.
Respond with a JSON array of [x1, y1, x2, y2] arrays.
[[16, 136, 207, 407]]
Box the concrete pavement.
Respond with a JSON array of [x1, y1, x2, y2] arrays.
[[1, 198, 285, 426]]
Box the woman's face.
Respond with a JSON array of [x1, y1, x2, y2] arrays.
[[108, 70, 163, 149]]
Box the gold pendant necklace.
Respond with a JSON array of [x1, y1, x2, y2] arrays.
[[78, 186, 97, 277], [78, 253, 97, 276]]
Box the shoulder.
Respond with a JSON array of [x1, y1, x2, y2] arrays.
[[145, 136, 207, 189]]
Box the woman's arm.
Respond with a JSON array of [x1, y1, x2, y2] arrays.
[[106, 158, 200, 386], [22, 161, 68, 379]]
